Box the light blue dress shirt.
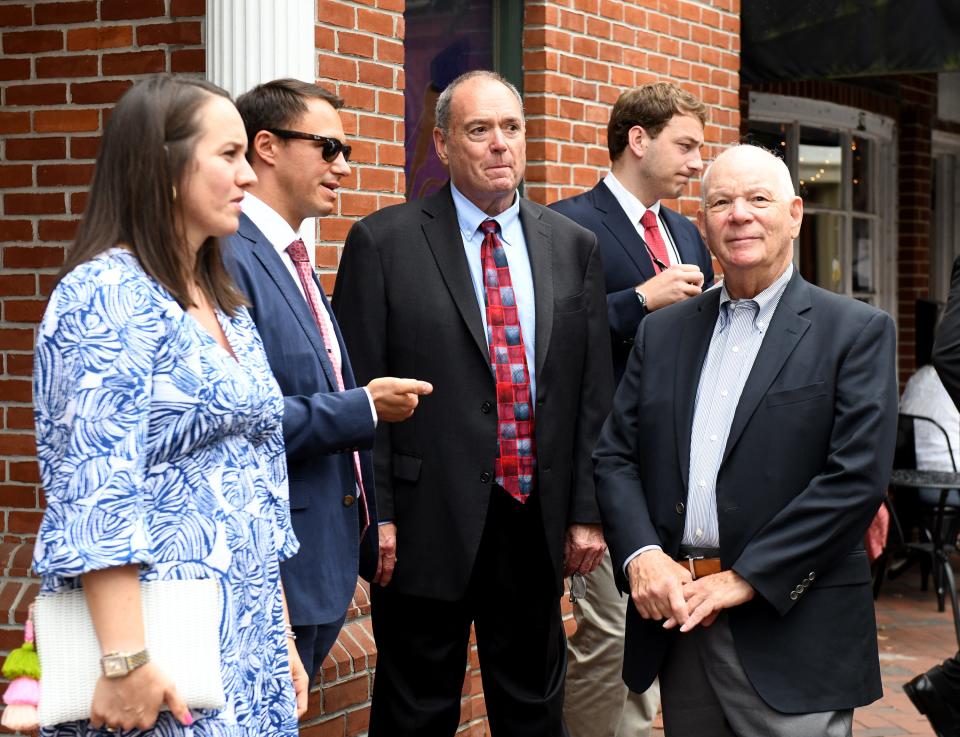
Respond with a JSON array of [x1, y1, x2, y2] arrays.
[[682, 263, 794, 547], [451, 183, 537, 400]]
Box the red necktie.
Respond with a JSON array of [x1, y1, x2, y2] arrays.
[[286, 239, 370, 536], [640, 209, 669, 274], [480, 219, 536, 502]]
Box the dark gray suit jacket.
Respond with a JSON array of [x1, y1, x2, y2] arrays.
[[332, 184, 614, 600], [594, 271, 898, 712]]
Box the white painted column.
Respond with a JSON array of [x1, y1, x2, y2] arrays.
[[206, 0, 317, 248], [206, 0, 315, 100]]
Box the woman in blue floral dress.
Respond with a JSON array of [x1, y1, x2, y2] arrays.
[[32, 76, 308, 736]]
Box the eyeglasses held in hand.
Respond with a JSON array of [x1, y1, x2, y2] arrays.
[[267, 128, 352, 163]]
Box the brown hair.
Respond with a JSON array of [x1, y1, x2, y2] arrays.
[[607, 82, 708, 161], [235, 78, 343, 161], [58, 74, 246, 316]]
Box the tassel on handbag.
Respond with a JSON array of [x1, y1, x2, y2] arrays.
[[1, 607, 40, 732]]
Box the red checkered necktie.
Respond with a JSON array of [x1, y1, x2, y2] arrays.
[[480, 219, 536, 503], [640, 209, 669, 274], [286, 238, 370, 536]]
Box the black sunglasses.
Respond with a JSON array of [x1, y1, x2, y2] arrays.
[[267, 128, 352, 163]]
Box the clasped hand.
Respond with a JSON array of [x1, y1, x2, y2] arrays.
[[626, 549, 754, 632]]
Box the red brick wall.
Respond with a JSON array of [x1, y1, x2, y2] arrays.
[[523, 0, 742, 219], [896, 75, 936, 385], [313, 0, 406, 294]]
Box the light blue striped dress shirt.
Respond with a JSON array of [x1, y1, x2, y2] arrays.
[[682, 263, 794, 547], [450, 183, 537, 400], [623, 263, 795, 570]]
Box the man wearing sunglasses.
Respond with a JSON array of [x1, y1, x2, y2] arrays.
[[223, 78, 433, 689], [549, 83, 714, 737]]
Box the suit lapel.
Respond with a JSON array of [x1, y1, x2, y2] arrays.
[[593, 182, 659, 283], [674, 289, 722, 491], [520, 199, 554, 385], [240, 217, 339, 390], [721, 273, 812, 465], [421, 186, 490, 363]]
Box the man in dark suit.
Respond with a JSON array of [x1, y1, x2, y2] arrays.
[[332, 70, 614, 736], [222, 79, 432, 687], [551, 82, 713, 383], [909, 255, 960, 737], [595, 144, 898, 736], [550, 83, 713, 737]]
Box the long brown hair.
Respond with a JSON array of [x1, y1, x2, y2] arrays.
[[58, 75, 246, 316]]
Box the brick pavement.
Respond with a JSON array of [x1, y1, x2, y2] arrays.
[[648, 560, 956, 737]]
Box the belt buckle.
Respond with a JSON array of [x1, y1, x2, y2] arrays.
[[685, 555, 704, 580]]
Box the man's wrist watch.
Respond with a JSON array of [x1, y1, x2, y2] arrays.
[[635, 289, 647, 309], [100, 649, 150, 678]]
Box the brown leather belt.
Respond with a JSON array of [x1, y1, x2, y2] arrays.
[[682, 557, 722, 580]]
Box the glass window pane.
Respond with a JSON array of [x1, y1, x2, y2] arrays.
[[852, 217, 875, 293], [745, 121, 790, 169], [404, 1, 493, 199], [851, 136, 872, 213], [799, 127, 841, 208], [799, 213, 844, 293]]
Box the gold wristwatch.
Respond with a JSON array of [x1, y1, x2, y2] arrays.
[[100, 649, 150, 678]]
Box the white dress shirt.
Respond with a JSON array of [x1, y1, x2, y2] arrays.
[[603, 171, 681, 265], [241, 192, 376, 423]]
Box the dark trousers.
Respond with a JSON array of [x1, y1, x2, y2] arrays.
[[368, 489, 567, 736], [293, 615, 347, 687]]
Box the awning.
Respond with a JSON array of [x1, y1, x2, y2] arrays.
[[742, 0, 960, 84]]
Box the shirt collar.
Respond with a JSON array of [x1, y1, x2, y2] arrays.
[[450, 182, 521, 242], [718, 263, 794, 333], [603, 171, 660, 226], [241, 192, 306, 262]]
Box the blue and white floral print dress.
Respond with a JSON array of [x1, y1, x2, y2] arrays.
[[32, 249, 299, 737]]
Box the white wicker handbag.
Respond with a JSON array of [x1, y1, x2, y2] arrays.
[[32, 578, 225, 727]]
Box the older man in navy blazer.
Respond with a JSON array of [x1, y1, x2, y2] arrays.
[[595, 145, 898, 736], [223, 79, 432, 687]]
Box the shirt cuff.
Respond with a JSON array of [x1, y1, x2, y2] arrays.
[[362, 386, 378, 428], [378, 519, 393, 525], [622, 544, 663, 574]]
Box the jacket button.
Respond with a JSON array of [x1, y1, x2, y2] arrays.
[[793, 585, 803, 595], [480, 472, 491, 483], [343, 495, 355, 507], [481, 401, 493, 414], [802, 578, 810, 586], [789, 591, 799, 601], [675, 502, 685, 514], [808, 572, 816, 581]]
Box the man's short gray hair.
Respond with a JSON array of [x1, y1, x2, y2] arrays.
[[434, 70, 524, 135], [701, 144, 796, 206]]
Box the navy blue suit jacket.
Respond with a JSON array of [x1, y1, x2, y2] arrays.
[[595, 272, 898, 712], [550, 180, 714, 383], [224, 213, 378, 627]]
